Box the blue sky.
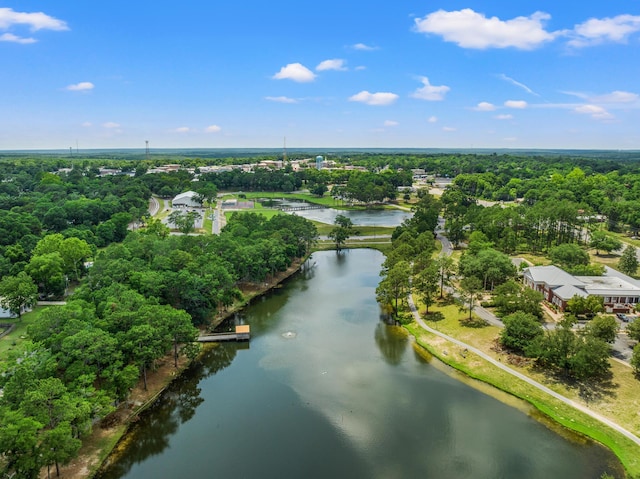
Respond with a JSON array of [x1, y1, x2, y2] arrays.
[[1, 1, 640, 150]]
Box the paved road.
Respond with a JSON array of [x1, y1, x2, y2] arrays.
[[406, 293, 640, 446], [149, 196, 161, 216]]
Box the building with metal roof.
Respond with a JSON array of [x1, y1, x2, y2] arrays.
[[523, 265, 640, 313]]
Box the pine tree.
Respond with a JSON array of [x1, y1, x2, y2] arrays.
[[618, 245, 639, 276]]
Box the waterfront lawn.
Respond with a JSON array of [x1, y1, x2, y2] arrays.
[[0, 307, 51, 367], [406, 321, 640, 477], [408, 296, 640, 477]]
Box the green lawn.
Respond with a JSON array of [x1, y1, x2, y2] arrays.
[[0, 307, 54, 368]]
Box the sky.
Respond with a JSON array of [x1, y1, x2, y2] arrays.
[[1, 1, 640, 150]]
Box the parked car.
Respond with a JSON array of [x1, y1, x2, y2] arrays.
[[616, 313, 629, 322]]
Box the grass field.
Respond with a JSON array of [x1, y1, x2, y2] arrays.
[[0, 307, 52, 368]]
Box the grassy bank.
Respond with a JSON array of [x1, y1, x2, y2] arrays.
[[404, 302, 640, 478]]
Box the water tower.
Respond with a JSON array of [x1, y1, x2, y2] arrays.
[[315, 155, 324, 170]]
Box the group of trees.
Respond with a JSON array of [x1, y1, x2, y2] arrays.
[[500, 314, 616, 379], [0, 155, 321, 477]]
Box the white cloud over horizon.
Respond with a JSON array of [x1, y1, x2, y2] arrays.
[[102, 122, 120, 129], [574, 104, 614, 120], [316, 59, 347, 71], [352, 43, 377, 51], [265, 96, 298, 104], [273, 63, 316, 82], [569, 14, 640, 47], [0, 8, 69, 31], [0, 32, 36, 43], [66, 82, 94, 92], [411, 76, 450, 101], [414, 9, 558, 50], [474, 102, 496, 111], [349, 91, 399, 106], [206, 125, 221, 133], [383, 120, 399, 126], [505, 100, 528, 109]]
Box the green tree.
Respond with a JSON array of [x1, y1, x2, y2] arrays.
[[414, 263, 439, 314], [618, 245, 639, 276], [26, 253, 66, 298], [626, 319, 640, 342], [493, 280, 543, 319], [458, 276, 483, 320], [583, 315, 618, 343], [548, 243, 590, 270], [0, 271, 38, 317], [0, 409, 44, 479], [434, 254, 455, 299], [589, 230, 622, 256], [328, 214, 354, 252], [631, 343, 640, 374], [566, 295, 604, 317], [41, 421, 81, 478], [376, 261, 410, 318], [500, 312, 544, 355], [168, 210, 201, 234]]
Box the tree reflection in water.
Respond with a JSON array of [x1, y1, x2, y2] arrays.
[[97, 344, 237, 478]]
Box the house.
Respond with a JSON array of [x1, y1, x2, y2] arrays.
[[522, 265, 640, 313], [0, 298, 31, 318], [172, 191, 202, 209]]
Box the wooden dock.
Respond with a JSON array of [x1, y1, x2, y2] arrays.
[[278, 204, 327, 212], [197, 324, 250, 342]]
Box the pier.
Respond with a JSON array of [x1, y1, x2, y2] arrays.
[[278, 204, 327, 212], [197, 325, 250, 342]]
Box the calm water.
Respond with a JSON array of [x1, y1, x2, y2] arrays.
[[98, 250, 623, 479], [275, 200, 412, 226]]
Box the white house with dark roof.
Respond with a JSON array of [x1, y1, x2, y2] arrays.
[[523, 265, 640, 313]]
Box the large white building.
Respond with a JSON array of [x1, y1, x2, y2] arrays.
[[523, 265, 640, 313], [172, 191, 201, 208]]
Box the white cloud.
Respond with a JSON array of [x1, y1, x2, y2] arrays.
[[0, 8, 69, 31], [504, 100, 528, 109], [442, 126, 457, 131], [348, 90, 399, 106], [265, 96, 298, 104], [272, 63, 316, 82], [0, 32, 35, 43], [102, 122, 120, 129], [495, 114, 513, 120], [411, 76, 450, 101], [414, 9, 557, 50], [66, 82, 94, 92], [352, 43, 377, 51], [206, 125, 221, 133], [384, 120, 399, 127], [81, 122, 92, 127], [474, 102, 496, 111], [174, 127, 190, 133], [498, 74, 538, 96], [569, 14, 640, 47], [427, 116, 438, 123], [316, 59, 347, 71], [355, 65, 367, 71], [593, 91, 639, 103], [575, 104, 614, 120]]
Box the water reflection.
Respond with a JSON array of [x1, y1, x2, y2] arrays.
[[98, 250, 624, 479]]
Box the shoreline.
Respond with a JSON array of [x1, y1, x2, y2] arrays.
[[404, 319, 640, 478], [52, 255, 311, 479]]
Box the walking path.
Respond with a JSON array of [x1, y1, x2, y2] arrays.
[[407, 293, 640, 446]]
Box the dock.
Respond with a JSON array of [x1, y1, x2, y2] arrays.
[[197, 324, 250, 342], [278, 204, 327, 212]]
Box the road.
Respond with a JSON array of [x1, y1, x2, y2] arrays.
[[406, 293, 640, 447]]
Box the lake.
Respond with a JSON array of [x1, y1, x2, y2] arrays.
[[97, 249, 623, 479]]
